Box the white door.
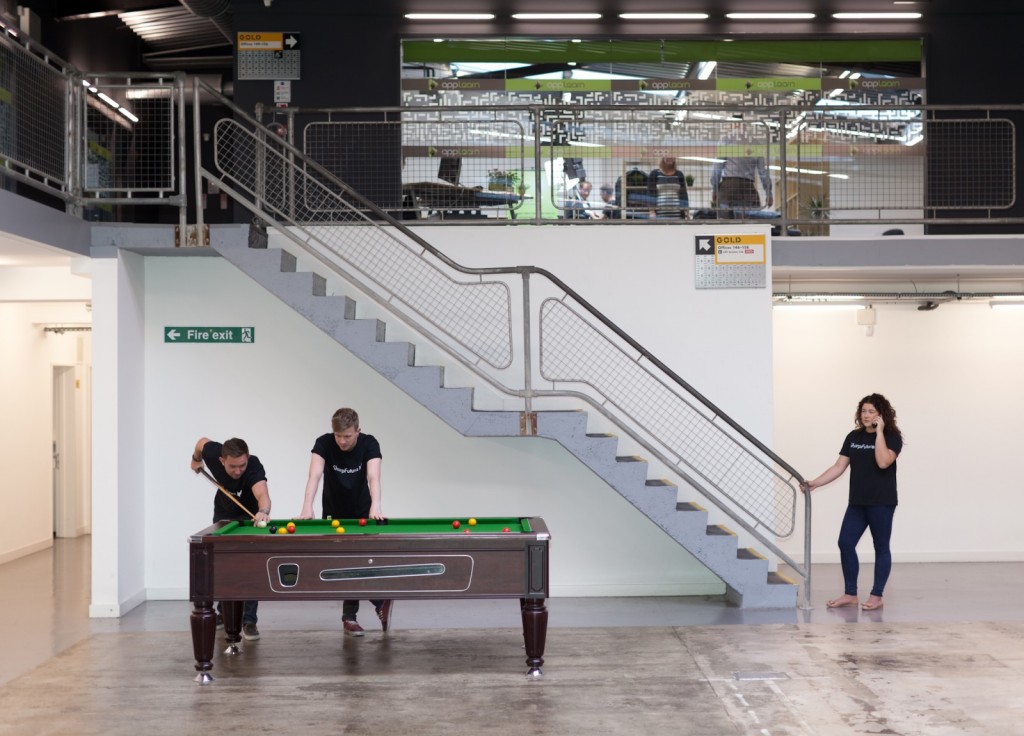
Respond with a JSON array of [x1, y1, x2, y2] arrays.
[[52, 365, 80, 538]]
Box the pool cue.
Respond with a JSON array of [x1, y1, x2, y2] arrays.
[[196, 466, 257, 520]]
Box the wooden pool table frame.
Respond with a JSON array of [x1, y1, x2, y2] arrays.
[[188, 517, 550, 682]]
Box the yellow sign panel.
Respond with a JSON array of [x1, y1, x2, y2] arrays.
[[237, 32, 283, 50], [714, 234, 766, 265]]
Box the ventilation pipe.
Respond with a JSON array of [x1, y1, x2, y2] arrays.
[[178, 0, 233, 44], [124, 74, 234, 105]]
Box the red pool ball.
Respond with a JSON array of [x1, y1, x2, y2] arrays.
[[451, 520, 461, 529], [358, 518, 367, 527], [463, 529, 471, 534], [502, 527, 511, 533]]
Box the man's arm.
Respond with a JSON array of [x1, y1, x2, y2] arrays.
[[190, 437, 212, 474], [710, 161, 724, 206], [757, 158, 773, 207], [366, 457, 383, 520], [299, 453, 326, 519], [251, 480, 271, 524]]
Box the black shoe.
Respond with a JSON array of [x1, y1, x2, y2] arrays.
[[376, 601, 394, 632], [242, 623, 261, 641]]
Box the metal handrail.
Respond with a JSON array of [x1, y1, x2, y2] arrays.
[[196, 79, 813, 608]]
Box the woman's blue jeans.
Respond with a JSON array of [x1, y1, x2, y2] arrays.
[[837, 504, 897, 598]]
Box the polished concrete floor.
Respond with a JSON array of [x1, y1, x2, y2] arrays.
[[3, 536, 1024, 735]]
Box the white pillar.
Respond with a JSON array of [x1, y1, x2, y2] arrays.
[[89, 249, 147, 617]]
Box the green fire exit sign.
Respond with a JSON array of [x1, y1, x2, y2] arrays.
[[164, 326, 255, 343]]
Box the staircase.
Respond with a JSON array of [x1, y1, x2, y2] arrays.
[[211, 230, 800, 608]]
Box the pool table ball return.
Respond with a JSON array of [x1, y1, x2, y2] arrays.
[[189, 516, 550, 682]]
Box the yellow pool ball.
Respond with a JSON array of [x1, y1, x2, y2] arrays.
[[277, 527, 288, 534], [468, 518, 477, 526], [335, 526, 346, 534], [331, 519, 341, 528]]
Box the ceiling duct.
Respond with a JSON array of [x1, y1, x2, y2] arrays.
[[124, 74, 234, 105], [178, 0, 233, 44]]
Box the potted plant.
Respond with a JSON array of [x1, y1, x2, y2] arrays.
[[807, 195, 829, 219], [806, 195, 830, 235], [488, 169, 520, 192]]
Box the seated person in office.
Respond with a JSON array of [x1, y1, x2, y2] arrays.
[[598, 184, 619, 219], [564, 180, 601, 219], [711, 157, 774, 215], [648, 157, 689, 219]]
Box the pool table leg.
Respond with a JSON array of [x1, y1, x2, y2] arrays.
[[521, 598, 548, 678], [221, 600, 243, 656], [190, 600, 216, 684]]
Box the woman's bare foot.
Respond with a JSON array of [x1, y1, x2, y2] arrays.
[[826, 594, 859, 608], [861, 595, 884, 611]]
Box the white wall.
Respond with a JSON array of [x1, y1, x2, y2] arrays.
[[0, 283, 91, 565], [774, 301, 1024, 563], [137, 223, 775, 600]]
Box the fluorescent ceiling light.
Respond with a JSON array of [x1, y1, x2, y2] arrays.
[[833, 13, 922, 19], [774, 303, 865, 311], [726, 13, 816, 20], [989, 300, 1024, 311], [405, 13, 495, 20], [781, 296, 867, 302], [697, 61, 717, 80], [118, 108, 139, 123], [619, 13, 709, 20], [512, 13, 602, 20], [96, 92, 121, 109]]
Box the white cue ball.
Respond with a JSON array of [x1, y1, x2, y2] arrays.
[[255, 520, 267, 528]]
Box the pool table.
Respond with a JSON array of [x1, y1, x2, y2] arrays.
[[188, 516, 550, 682]]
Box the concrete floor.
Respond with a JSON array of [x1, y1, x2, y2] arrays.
[[3, 536, 1024, 735]]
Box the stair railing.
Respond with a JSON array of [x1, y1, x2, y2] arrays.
[[194, 79, 812, 608]]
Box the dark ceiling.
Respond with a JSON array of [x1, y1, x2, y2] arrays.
[[10, 0, 1014, 74]]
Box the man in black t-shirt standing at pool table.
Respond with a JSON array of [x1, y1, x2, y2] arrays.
[[298, 407, 392, 637]]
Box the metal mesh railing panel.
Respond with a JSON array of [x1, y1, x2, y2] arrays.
[[0, 36, 68, 188], [300, 118, 529, 219], [926, 118, 1015, 209], [539, 298, 795, 537], [81, 89, 177, 194], [212, 117, 514, 368]]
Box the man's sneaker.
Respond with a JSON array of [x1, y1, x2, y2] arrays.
[[376, 601, 394, 632], [215, 612, 224, 630], [242, 623, 261, 641], [342, 619, 365, 637]]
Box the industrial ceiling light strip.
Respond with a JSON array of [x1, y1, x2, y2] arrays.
[[833, 13, 922, 19], [726, 13, 816, 20], [619, 13, 709, 20], [405, 13, 495, 20], [511, 13, 602, 20]]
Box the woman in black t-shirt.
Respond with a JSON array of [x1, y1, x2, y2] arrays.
[[801, 393, 903, 612]]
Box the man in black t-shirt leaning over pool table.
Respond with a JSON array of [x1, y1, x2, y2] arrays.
[[190, 436, 273, 642], [298, 407, 392, 637]]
